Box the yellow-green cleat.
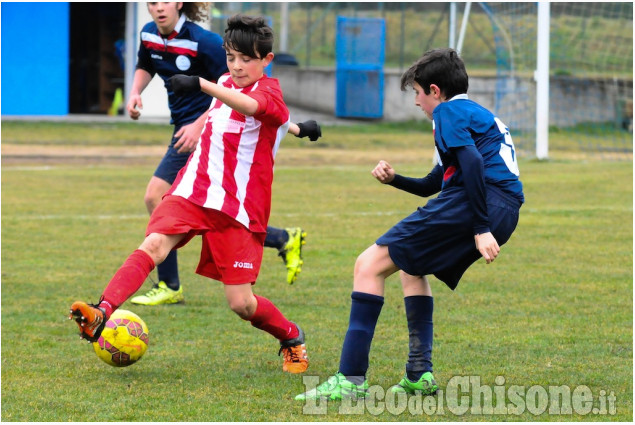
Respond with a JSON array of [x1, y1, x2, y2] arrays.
[[130, 281, 184, 306], [279, 227, 306, 285]]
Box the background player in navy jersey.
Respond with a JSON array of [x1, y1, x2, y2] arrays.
[[296, 48, 524, 400], [71, 13, 309, 374], [126, 3, 320, 306]]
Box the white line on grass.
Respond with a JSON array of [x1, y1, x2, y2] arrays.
[[5, 210, 414, 221], [2, 166, 57, 171], [5, 214, 149, 221], [4, 206, 630, 222]]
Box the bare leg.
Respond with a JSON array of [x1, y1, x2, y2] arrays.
[[353, 244, 400, 296]]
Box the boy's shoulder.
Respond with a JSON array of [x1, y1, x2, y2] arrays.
[[256, 77, 286, 100], [437, 96, 490, 115], [434, 97, 497, 132], [258, 75, 282, 89]]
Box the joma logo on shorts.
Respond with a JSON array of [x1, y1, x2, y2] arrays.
[[233, 261, 254, 269]]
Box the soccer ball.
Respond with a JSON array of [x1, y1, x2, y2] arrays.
[[92, 309, 149, 367]]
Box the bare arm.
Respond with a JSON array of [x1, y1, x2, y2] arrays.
[[198, 78, 260, 116], [126, 69, 153, 120], [288, 122, 300, 136]]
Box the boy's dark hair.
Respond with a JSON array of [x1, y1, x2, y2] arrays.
[[223, 14, 273, 59], [401, 48, 469, 98]]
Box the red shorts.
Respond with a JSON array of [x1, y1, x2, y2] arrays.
[[146, 195, 266, 285]]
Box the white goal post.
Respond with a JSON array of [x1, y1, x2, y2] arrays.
[[535, 2, 550, 160]]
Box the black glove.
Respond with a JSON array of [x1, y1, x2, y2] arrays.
[[169, 75, 200, 96], [296, 120, 322, 142]]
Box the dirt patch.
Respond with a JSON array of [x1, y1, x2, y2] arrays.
[[1, 144, 165, 166]]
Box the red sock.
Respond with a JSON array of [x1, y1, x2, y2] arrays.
[[248, 295, 299, 341], [99, 249, 155, 317]]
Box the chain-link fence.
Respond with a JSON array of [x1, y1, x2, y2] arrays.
[[211, 2, 503, 71]]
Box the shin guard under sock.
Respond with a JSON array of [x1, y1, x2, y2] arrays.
[[404, 295, 434, 381], [100, 249, 155, 317], [338, 291, 384, 383], [248, 295, 298, 341]]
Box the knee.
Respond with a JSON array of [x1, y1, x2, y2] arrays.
[[139, 234, 168, 265], [144, 189, 161, 213], [227, 295, 255, 319], [145, 178, 170, 213], [354, 252, 374, 280]]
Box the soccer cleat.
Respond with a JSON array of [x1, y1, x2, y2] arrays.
[[279, 322, 309, 373], [130, 281, 184, 305], [68, 301, 106, 342], [294, 372, 369, 401], [279, 227, 306, 285], [390, 371, 438, 395]]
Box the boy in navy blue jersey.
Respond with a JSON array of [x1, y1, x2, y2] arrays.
[[296, 48, 524, 400], [127, 3, 319, 306]]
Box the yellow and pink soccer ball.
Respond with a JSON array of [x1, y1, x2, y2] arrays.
[[92, 309, 149, 367]]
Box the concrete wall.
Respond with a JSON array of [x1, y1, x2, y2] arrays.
[[274, 65, 498, 121], [273, 66, 633, 129]]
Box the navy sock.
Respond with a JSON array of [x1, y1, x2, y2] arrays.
[[264, 226, 288, 250], [404, 295, 434, 381], [157, 250, 180, 290], [338, 291, 384, 383]]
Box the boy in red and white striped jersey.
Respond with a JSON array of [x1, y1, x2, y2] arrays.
[[70, 14, 309, 374]]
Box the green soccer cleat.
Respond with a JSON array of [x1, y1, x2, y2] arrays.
[[279, 227, 306, 285], [390, 371, 438, 395], [130, 281, 185, 306], [295, 372, 369, 401]]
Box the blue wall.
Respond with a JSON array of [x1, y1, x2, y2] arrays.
[[1, 2, 69, 115]]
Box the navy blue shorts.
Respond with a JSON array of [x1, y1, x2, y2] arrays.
[[153, 125, 194, 185], [376, 185, 521, 290]]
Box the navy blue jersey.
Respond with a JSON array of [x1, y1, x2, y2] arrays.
[[433, 94, 525, 204], [136, 15, 228, 126]]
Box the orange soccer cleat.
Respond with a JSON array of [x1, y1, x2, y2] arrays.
[[69, 301, 106, 342]]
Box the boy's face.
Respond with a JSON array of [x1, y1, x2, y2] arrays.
[[147, 2, 182, 36], [412, 81, 443, 120], [225, 47, 274, 88]]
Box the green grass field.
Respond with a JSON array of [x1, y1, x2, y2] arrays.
[[1, 121, 632, 421]]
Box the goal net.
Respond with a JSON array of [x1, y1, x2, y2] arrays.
[[480, 2, 633, 159]]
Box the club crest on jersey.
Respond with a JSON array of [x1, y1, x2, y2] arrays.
[[176, 55, 191, 71]]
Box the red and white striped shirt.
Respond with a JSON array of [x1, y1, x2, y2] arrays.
[[169, 73, 290, 233]]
